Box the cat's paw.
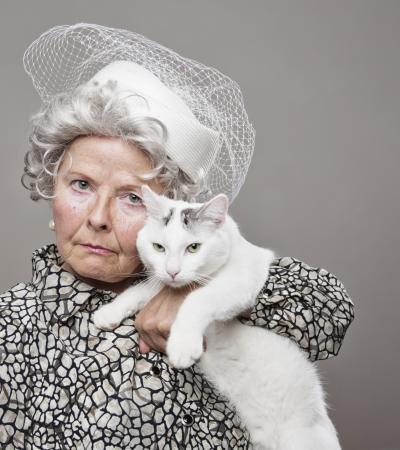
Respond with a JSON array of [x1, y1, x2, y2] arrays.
[[93, 304, 123, 331], [166, 329, 204, 369]]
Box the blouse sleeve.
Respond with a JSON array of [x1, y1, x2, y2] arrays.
[[0, 285, 33, 447], [238, 256, 355, 362]]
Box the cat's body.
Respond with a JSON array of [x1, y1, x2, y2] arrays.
[[94, 186, 341, 450], [200, 321, 341, 450]]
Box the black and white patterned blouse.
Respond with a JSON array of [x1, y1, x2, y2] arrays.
[[0, 244, 354, 449]]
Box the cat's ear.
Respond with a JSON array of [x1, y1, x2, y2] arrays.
[[141, 185, 167, 220], [197, 193, 229, 226]]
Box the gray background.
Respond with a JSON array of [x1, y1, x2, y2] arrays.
[[0, 1, 399, 449]]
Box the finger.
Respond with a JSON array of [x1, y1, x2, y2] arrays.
[[139, 331, 168, 354], [138, 336, 151, 354]]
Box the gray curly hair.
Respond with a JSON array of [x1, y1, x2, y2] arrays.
[[21, 81, 206, 202]]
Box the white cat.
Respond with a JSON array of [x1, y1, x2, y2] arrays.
[[94, 185, 342, 450]]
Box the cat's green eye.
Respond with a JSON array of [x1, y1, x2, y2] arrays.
[[187, 243, 201, 253], [153, 243, 165, 252]]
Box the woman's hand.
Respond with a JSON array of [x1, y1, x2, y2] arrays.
[[133, 283, 204, 354]]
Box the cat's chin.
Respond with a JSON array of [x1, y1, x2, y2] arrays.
[[164, 279, 190, 288]]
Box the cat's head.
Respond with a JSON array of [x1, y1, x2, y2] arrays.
[[136, 185, 231, 287]]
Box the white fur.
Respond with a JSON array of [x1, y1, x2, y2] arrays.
[[93, 186, 342, 449]]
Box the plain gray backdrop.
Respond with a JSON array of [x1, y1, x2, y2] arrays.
[[0, 1, 399, 449]]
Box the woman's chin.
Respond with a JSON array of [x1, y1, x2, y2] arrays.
[[63, 256, 116, 284]]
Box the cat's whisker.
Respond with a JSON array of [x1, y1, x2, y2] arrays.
[[186, 280, 200, 292], [192, 278, 206, 287], [198, 274, 212, 282], [145, 272, 164, 289], [100, 269, 149, 280], [193, 274, 211, 286], [146, 274, 160, 285]]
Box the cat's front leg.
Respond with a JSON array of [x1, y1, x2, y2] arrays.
[[93, 279, 162, 330], [166, 256, 272, 368], [166, 289, 213, 369], [166, 316, 205, 369]]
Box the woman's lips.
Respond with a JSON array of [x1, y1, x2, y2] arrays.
[[81, 244, 114, 255]]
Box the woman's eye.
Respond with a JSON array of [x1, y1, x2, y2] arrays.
[[187, 243, 201, 253], [153, 243, 165, 252], [127, 193, 142, 205], [72, 180, 90, 191]]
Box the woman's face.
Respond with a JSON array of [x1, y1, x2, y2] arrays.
[[52, 135, 164, 293]]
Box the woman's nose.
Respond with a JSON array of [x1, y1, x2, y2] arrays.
[[87, 196, 112, 232]]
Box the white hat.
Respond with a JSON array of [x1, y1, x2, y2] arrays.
[[23, 23, 256, 203], [84, 60, 219, 183]]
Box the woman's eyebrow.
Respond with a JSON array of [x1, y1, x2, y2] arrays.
[[66, 171, 144, 190], [64, 171, 96, 183], [118, 183, 144, 191]]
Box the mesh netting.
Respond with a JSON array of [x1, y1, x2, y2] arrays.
[[23, 23, 255, 203]]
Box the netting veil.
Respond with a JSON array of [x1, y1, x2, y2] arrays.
[[23, 23, 256, 203]]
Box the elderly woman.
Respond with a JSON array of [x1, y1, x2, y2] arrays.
[[0, 24, 354, 449]]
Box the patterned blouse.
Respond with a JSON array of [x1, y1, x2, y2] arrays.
[[0, 244, 354, 449]]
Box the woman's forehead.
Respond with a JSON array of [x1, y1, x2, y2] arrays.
[[59, 136, 163, 192], [68, 136, 151, 166], [61, 136, 148, 172]]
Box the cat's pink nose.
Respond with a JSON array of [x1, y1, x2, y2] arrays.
[[168, 271, 180, 279]]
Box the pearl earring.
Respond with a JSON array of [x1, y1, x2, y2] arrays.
[[49, 219, 55, 231]]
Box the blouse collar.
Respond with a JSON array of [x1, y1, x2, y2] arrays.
[[31, 243, 117, 322]]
